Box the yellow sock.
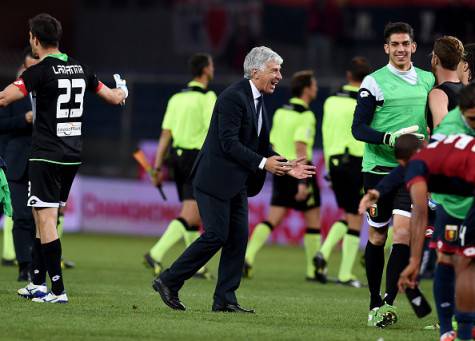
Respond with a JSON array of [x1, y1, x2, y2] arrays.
[[2, 216, 15, 260], [245, 222, 272, 265]]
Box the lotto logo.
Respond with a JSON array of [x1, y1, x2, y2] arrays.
[[52, 275, 61, 282], [360, 90, 369, 98]]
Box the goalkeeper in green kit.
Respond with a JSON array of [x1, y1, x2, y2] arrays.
[[351, 22, 434, 327]]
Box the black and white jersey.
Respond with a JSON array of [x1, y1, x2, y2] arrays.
[[16, 54, 102, 163]]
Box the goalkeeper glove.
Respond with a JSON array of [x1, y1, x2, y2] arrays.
[[113, 74, 128, 101], [383, 125, 425, 147]]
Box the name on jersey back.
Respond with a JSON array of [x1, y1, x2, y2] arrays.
[[52, 65, 84, 75]]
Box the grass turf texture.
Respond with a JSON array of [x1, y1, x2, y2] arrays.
[[0, 232, 438, 340]]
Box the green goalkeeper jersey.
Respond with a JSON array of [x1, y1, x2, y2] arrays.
[[431, 107, 475, 219], [270, 97, 316, 161], [361, 65, 434, 173]]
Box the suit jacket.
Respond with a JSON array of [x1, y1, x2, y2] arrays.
[[192, 78, 276, 200], [0, 97, 32, 181]]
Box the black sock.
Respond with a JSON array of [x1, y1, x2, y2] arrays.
[[384, 243, 410, 305], [365, 241, 385, 309], [32, 238, 46, 285], [42, 239, 64, 295]]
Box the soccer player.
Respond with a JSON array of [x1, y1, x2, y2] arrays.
[[427, 36, 464, 131], [361, 91, 475, 340], [396, 132, 475, 341], [143, 53, 216, 279], [314, 56, 371, 288], [243, 70, 320, 280], [0, 13, 128, 303], [360, 103, 475, 341], [351, 22, 434, 327]]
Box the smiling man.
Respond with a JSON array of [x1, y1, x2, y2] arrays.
[[152, 46, 315, 313], [352, 22, 434, 327]]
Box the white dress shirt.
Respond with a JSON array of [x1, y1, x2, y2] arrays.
[[249, 80, 267, 170]]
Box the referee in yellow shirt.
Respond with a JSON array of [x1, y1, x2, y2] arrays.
[[144, 53, 216, 279], [244, 70, 320, 280], [314, 56, 371, 287]]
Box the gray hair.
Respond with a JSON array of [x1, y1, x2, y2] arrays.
[[243, 46, 283, 79]]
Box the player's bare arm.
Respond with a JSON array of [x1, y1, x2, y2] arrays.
[[294, 141, 309, 201], [152, 129, 172, 186], [428, 88, 449, 128], [0, 83, 26, 107], [398, 180, 428, 290], [96, 74, 128, 105]]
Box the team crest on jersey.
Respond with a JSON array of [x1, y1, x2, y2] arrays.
[[14, 79, 24, 86], [360, 90, 369, 98], [444, 224, 458, 242], [369, 204, 378, 217]]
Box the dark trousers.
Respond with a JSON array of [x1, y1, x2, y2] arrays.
[[160, 187, 249, 306], [10, 176, 35, 265]]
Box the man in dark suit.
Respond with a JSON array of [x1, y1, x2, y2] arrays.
[[153, 46, 315, 312], [0, 48, 38, 281]]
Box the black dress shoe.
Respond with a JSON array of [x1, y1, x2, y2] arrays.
[[212, 303, 255, 313], [152, 277, 186, 311]]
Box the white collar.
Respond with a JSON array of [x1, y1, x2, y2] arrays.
[[387, 62, 415, 76], [249, 79, 262, 100]]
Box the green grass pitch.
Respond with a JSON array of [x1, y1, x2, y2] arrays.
[[0, 232, 439, 340]]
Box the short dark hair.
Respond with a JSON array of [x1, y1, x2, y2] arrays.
[[291, 70, 315, 97], [189, 53, 211, 78], [433, 36, 464, 71], [384, 22, 414, 42], [348, 56, 371, 82], [29, 13, 62, 48], [394, 134, 423, 161], [463, 43, 475, 82], [459, 83, 475, 112]]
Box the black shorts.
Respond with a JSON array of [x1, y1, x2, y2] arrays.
[[329, 155, 363, 214], [459, 200, 475, 258], [431, 205, 464, 254], [27, 160, 79, 208], [169, 147, 199, 201], [363, 171, 412, 227], [270, 172, 320, 212]]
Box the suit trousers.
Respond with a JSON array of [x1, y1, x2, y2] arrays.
[[10, 175, 35, 265], [160, 186, 249, 306]]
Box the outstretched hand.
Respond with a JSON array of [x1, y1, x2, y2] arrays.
[[287, 161, 315, 180], [398, 258, 420, 292], [358, 189, 380, 214], [264, 156, 291, 176]]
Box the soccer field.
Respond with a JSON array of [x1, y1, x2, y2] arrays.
[[0, 232, 438, 340]]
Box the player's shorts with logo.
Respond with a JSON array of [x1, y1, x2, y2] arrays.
[[430, 204, 464, 254], [329, 154, 363, 214], [458, 200, 475, 258], [270, 171, 320, 212], [169, 147, 199, 201], [363, 169, 412, 227], [27, 160, 79, 208]]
